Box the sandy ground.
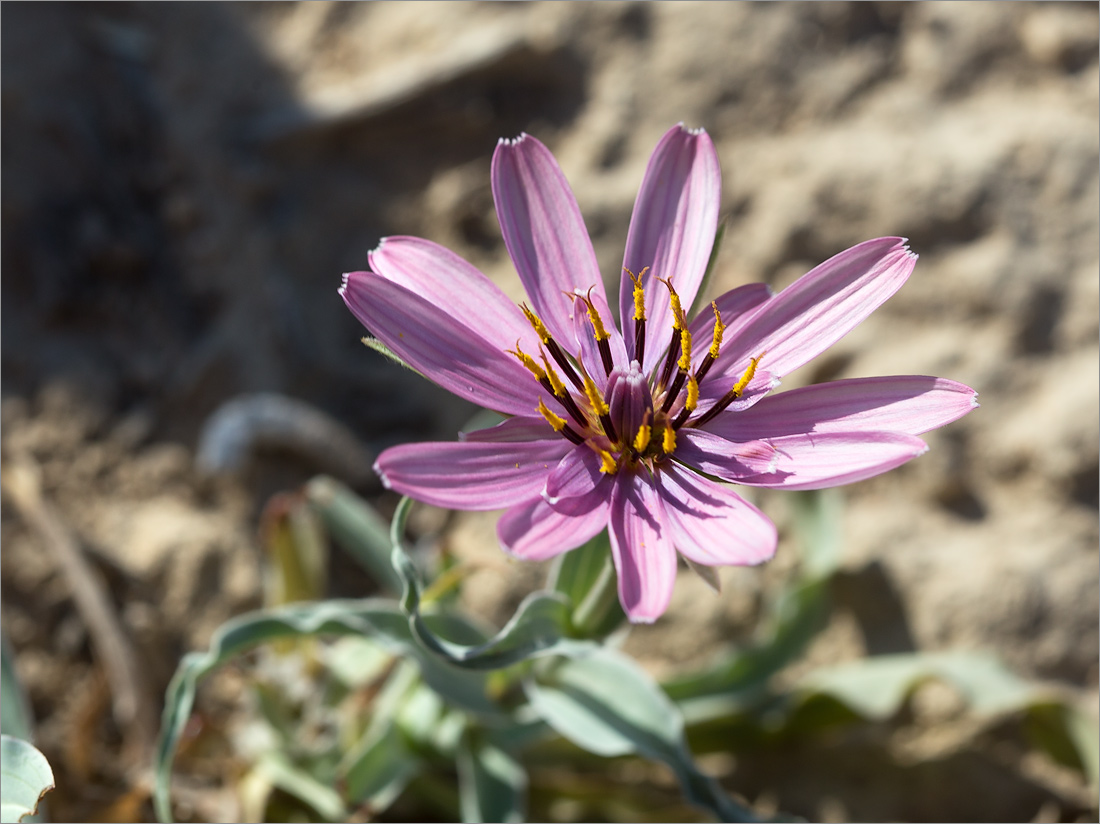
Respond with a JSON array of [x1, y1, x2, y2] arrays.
[[2, 3, 1097, 821]]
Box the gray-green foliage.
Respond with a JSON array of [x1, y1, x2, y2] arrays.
[[154, 482, 1097, 823], [0, 736, 53, 824]]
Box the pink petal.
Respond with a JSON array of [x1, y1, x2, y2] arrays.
[[621, 125, 721, 375], [686, 282, 774, 358], [340, 272, 539, 417], [571, 292, 627, 391], [492, 134, 607, 345], [735, 431, 930, 491], [675, 428, 779, 480], [702, 376, 980, 442], [461, 416, 556, 443], [693, 368, 781, 417], [544, 447, 612, 510], [498, 494, 610, 561], [608, 473, 677, 624], [657, 464, 777, 566], [374, 439, 569, 510], [715, 237, 917, 380], [368, 236, 541, 355]]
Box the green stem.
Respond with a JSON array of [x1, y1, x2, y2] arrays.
[[571, 552, 621, 637]]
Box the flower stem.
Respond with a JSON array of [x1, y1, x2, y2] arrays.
[[571, 550, 622, 637]]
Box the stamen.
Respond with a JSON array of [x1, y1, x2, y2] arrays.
[[709, 303, 724, 359], [508, 342, 547, 383], [520, 302, 585, 390], [583, 373, 618, 444], [633, 422, 651, 454], [691, 353, 766, 428], [579, 289, 615, 376], [520, 303, 552, 344], [677, 326, 693, 372], [626, 267, 648, 368], [537, 398, 566, 431], [582, 374, 609, 417], [597, 448, 619, 475], [657, 277, 685, 390], [672, 375, 699, 429], [540, 352, 566, 397], [538, 398, 585, 445], [694, 302, 725, 386], [661, 420, 677, 455]]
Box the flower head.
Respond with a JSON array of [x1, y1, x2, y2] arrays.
[[340, 124, 978, 623]]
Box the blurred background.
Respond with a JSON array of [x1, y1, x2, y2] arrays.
[[2, 2, 1097, 821]]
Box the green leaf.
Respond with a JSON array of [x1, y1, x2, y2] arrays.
[[153, 599, 494, 823], [340, 722, 421, 812], [255, 750, 347, 822], [1, 638, 34, 746], [306, 476, 404, 593], [0, 736, 53, 824], [457, 735, 527, 824], [389, 498, 600, 669], [525, 649, 759, 823], [795, 651, 1036, 721]]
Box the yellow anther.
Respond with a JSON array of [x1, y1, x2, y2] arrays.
[[537, 398, 567, 432], [662, 420, 677, 454], [598, 449, 619, 475], [633, 423, 651, 453], [626, 267, 649, 321], [731, 353, 764, 398], [582, 374, 609, 417], [678, 327, 693, 372], [659, 277, 684, 330], [685, 374, 699, 412], [540, 352, 566, 397], [521, 303, 551, 344], [581, 290, 610, 342], [709, 302, 725, 359], [508, 342, 547, 382]]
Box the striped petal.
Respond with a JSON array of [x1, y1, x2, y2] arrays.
[[498, 494, 610, 561], [621, 125, 721, 375], [715, 237, 917, 380], [341, 272, 538, 416], [374, 439, 569, 510], [675, 428, 778, 480], [686, 282, 774, 365], [609, 472, 677, 624], [657, 464, 776, 567], [367, 236, 541, 355], [736, 431, 930, 491], [492, 134, 607, 344], [544, 447, 611, 510], [702, 376, 980, 442]]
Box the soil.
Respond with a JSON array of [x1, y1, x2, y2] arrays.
[[2, 2, 1097, 822]]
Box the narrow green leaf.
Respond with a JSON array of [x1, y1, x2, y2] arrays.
[[153, 599, 493, 823], [457, 735, 527, 824], [306, 476, 404, 593], [0, 736, 53, 824], [389, 497, 600, 669], [340, 722, 421, 811], [525, 649, 759, 822], [256, 750, 347, 822]]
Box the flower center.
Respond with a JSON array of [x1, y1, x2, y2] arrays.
[[511, 278, 763, 475]]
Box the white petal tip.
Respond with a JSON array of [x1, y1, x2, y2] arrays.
[[626, 612, 659, 625]]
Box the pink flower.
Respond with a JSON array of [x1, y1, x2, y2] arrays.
[[340, 124, 978, 623]]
